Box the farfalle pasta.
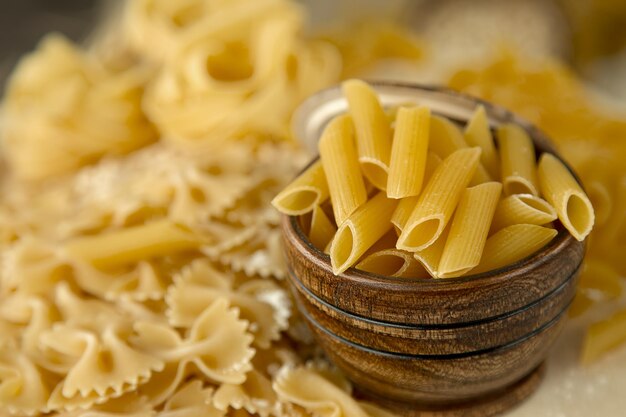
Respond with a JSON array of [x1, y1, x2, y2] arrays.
[[0, 0, 428, 416]]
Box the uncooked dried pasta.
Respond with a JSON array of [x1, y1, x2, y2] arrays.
[[438, 182, 502, 278], [63, 220, 203, 268], [397, 147, 481, 252], [428, 115, 492, 185], [538, 153, 595, 241], [1, 34, 155, 181], [580, 308, 626, 366], [390, 152, 442, 232], [307, 206, 337, 251], [490, 193, 557, 233], [318, 115, 368, 225], [271, 161, 329, 216], [273, 366, 389, 417], [473, 224, 558, 274], [497, 123, 539, 196], [343, 79, 392, 190], [387, 106, 430, 198], [464, 105, 499, 178], [330, 192, 398, 274]]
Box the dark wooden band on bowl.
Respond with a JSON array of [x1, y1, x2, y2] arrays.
[[302, 302, 565, 403], [287, 263, 578, 355], [283, 213, 584, 325]]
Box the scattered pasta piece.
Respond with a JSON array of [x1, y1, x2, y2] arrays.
[[581, 309, 626, 366]]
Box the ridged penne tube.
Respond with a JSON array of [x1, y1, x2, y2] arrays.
[[318, 115, 368, 225], [497, 124, 539, 196], [271, 161, 329, 215], [397, 147, 481, 252], [342, 79, 392, 190], [464, 105, 499, 178], [438, 182, 502, 278], [357, 248, 428, 278], [490, 194, 557, 233], [412, 224, 450, 277], [356, 231, 428, 278], [538, 153, 595, 241], [391, 152, 442, 232], [472, 224, 558, 274], [428, 115, 492, 186], [387, 106, 430, 198], [581, 308, 626, 365], [308, 205, 337, 251], [330, 192, 398, 275], [63, 220, 201, 268]]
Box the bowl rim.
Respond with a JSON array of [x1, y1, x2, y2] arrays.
[[285, 81, 585, 290]]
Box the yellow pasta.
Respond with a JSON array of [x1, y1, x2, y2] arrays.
[[472, 224, 558, 274], [391, 152, 442, 232], [308, 205, 337, 251], [438, 182, 502, 278], [586, 180, 612, 227], [497, 123, 539, 196], [63, 220, 202, 268], [342, 79, 392, 190], [397, 147, 481, 252], [356, 232, 427, 278], [329, 192, 398, 275], [386, 106, 430, 198], [490, 193, 557, 233], [464, 105, 499, 178], [428, 115, 492, 185], [271, 161, 329, 215], [413, 225, 450, 277], [581, 308, 626, 366], [318, 115, 368, 225], [538, 153, 595, 241], [578, 260, 622, 300]]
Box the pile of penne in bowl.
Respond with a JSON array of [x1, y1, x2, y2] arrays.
[[273, 80, 595, 278]]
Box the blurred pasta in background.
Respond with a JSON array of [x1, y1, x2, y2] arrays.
[[0, 0, 624, 416]]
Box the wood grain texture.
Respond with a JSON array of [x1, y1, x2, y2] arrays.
[[287, 266, 578, 355], [282, 84, 588, 415], [303, 305, 563, 403]]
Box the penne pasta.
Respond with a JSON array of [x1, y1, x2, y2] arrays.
[[397, 147, 481, 252], [318, 115, 368, 225], [490, 193, 557, 233], [428, 114, 492, 185], [585, 180, 612, 227], [438, 182, 502, 278], [391, 152, 442, 233], [342, 79, 392, 190], [537, 153, 594, 241], [569, 291, 594, 318], [271, 160, 329, 215], [330, 192, 398, 275], [63, 220, 202, 268], [578, 260, 622, 300], [356, 231, 428, 278], [387, 106, 430, 198], [464, 105, 499, 178], [581, 308, 626, 365], [413, 225, 450, 277], [308, 205, 337, 251], [497, 123, 539, 196], [472, 224, 558, 274], [357, 248, 428, 278]]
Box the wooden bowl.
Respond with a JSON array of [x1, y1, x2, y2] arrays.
[[283, 83, 586, 416]]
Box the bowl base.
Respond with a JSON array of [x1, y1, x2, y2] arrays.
[[353, 364, 545, 417]]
